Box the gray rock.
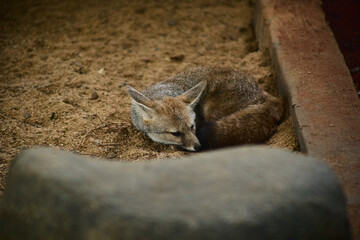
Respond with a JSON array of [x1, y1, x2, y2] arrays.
[[0, 147, 350, 240]]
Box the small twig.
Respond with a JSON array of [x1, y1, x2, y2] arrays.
[[80, 122, 121, 146], [109, 103, 122, 115], [93, 114, 104, 125], [0, 113, 50, 132], [23, 119, 42, 128], [97, 142, 122, 147], [81, 123, 111, 146]]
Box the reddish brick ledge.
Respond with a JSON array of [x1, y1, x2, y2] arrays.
[[254, 0, 360, 238]]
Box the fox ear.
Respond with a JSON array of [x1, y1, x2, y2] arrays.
[[180, 81, 207, 109], [126, 85, 154, 119]]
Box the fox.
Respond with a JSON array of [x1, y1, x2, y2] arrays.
[[126, 66, 283, 151]]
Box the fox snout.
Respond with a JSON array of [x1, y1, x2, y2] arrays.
[[184, 143, 201, 152], [182, 133, 201, 152]]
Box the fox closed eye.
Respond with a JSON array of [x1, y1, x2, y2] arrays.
[[170, 131, 183, 137]]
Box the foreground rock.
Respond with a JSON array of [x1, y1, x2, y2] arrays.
[[0, 147, 350, 239]]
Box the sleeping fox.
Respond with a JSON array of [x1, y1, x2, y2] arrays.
[[126, 66, 283, 151]]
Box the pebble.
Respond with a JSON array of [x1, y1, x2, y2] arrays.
[[229, 34, 238, 41], [73, 61, 87, 74], [39, 54, 48, 61], [98, 68, 105, 77], [90, 91, 99, 100], [23, 113, 32, 119], [238, 27, 247, 33], [167, 19, 177, 26], [63, 98, 71, 104], [170, 54, 185, 62]]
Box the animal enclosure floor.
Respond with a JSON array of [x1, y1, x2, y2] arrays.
[[0, 0, 298, 196]]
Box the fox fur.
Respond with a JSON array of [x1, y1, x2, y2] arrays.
[[126, 66, 283, 151]]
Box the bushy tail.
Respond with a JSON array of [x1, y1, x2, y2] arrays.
[[197, 93, 283, 149]]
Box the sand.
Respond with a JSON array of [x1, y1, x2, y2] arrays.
[[0, 0, 298, 196]]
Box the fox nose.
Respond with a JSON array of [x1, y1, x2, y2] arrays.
[[194, 143, 202, 151], [183, 143, 201, 152]]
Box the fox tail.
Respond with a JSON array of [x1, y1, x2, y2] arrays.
[[197, 93, 283, 149]]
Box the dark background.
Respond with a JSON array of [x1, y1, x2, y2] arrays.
[[323, 0, 360, 94]]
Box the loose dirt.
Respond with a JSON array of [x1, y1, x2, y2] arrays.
[[0, 0, 298, 196]]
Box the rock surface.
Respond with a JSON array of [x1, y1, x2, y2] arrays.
[[254, 0, 360, 236], [0, 147, 350, 239]]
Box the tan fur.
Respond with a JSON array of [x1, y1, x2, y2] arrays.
[[199, 93, 283, 148], [126, 66, 283, 151]]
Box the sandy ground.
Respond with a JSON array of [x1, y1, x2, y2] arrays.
[[0, 0, 298, 196]]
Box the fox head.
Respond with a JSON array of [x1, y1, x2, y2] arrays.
[[126, 82, 207, 151]]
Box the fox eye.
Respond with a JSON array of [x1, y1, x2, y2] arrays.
[[191, 124, 195, 131], [170, 131, 183, 137]]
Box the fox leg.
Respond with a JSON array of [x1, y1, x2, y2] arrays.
[[197, 96, 283, 149]]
